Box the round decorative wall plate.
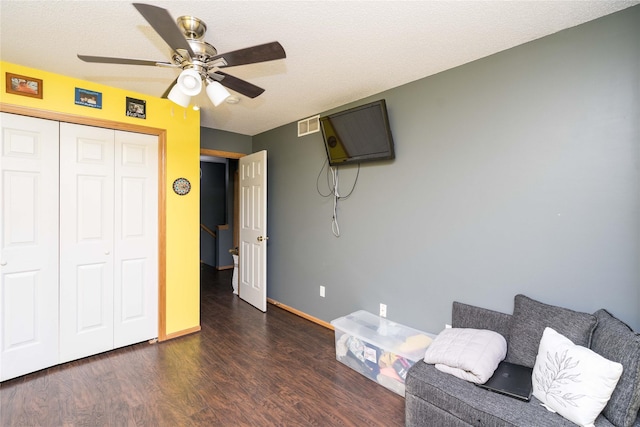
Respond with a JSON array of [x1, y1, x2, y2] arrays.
[[172, 177, 191, 195]]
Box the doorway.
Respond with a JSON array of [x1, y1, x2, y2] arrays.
[[199, 149, 243, 272], [200, 157, 230, 268]]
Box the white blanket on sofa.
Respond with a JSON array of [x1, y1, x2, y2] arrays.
[[423, 328, 507, 384]]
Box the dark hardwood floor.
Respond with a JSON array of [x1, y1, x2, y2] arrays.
[[1, 266, 405, 426]]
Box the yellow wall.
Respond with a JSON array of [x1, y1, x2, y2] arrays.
[[0, 61, 201, 338]]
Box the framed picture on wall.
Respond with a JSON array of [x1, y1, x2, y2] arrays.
[[126, 97, 146, 119], [75, 88, 102, 109], [6, 72, 43, 99]]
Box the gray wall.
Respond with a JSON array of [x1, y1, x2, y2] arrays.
[[201, 127, 252, 154], [251, 6, 640, 333]]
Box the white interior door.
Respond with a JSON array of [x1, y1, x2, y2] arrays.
[[0, 113, 60, 381], [59, 123, 115, 363], [239, 150, 268, 312], [113, 130, 158, 347]]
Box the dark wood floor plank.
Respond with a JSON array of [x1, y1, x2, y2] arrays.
[[1, 266, 405, 426]]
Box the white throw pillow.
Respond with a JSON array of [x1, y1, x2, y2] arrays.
[[532, 327, 624, 427]]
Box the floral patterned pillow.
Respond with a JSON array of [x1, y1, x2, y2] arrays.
[[532, 327, 623, 427]]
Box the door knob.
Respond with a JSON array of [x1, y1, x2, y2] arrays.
[[257, 236, 269, 242], [105, 250, 111, 255], [0, 260, 6, 266]]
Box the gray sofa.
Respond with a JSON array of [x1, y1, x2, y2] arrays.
[[405, 295, 640, 427]]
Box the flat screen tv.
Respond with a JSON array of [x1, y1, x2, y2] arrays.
[[320, 99, 395, 166]]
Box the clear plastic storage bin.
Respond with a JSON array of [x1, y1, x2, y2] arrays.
[[331, 310, 436, 396]]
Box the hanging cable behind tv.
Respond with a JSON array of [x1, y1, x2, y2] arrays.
[[316, 158, 360, 237]]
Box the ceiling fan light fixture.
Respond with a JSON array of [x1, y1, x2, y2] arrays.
[[206, 80, 231, 107], [168, 84, 191, 108], [177, 68, 203, 97], [77, 5, 286, 114]]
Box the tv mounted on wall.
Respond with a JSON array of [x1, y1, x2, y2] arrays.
[[320, 99, 395, 166]]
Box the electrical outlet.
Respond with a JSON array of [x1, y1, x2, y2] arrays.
[[445, 323, 452, 329], [319, 285, 325, 298], [379, 303, 387, 318]]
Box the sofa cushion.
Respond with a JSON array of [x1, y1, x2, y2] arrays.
[[452, 301, 512, 340], [405, 361, 616, 426], [532, 327, 623, 427], [591, 309, 640, 427], [506, 294, 597, 368], [405, 394, 475, 427]]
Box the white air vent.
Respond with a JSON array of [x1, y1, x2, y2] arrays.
[[298, 115, 320, 137]]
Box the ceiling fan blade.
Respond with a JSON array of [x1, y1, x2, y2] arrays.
[[212, 71, 265, 98], [78, 54, 173, 67], [132, 3, 195, 58], [210, 42, 286, 68]]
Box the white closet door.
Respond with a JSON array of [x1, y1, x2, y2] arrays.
[[0, 113, 60, 381], [59, 123, 115, 363], [113, 130, 158, 347]]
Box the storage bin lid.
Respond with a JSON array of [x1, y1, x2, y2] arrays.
[[331, 310, 435, 361]]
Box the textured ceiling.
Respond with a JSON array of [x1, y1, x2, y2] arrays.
[[1, 1, 638, 136]]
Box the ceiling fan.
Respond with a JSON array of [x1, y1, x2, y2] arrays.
[[78, 3, 286, 108]]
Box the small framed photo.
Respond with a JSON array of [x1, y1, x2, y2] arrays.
[[75, 88, 102, 109], [126, 97, 146, 119], [6, 72, 43, 99]]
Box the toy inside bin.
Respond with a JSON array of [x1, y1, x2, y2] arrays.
[[331, 310, 436, 396]]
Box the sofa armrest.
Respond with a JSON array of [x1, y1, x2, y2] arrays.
[[452, 301, 512, 340]]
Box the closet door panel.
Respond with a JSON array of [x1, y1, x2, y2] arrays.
[[59, 123, 115, 363], [113, 131, 158, 347], [0, 113, 59, 381]]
